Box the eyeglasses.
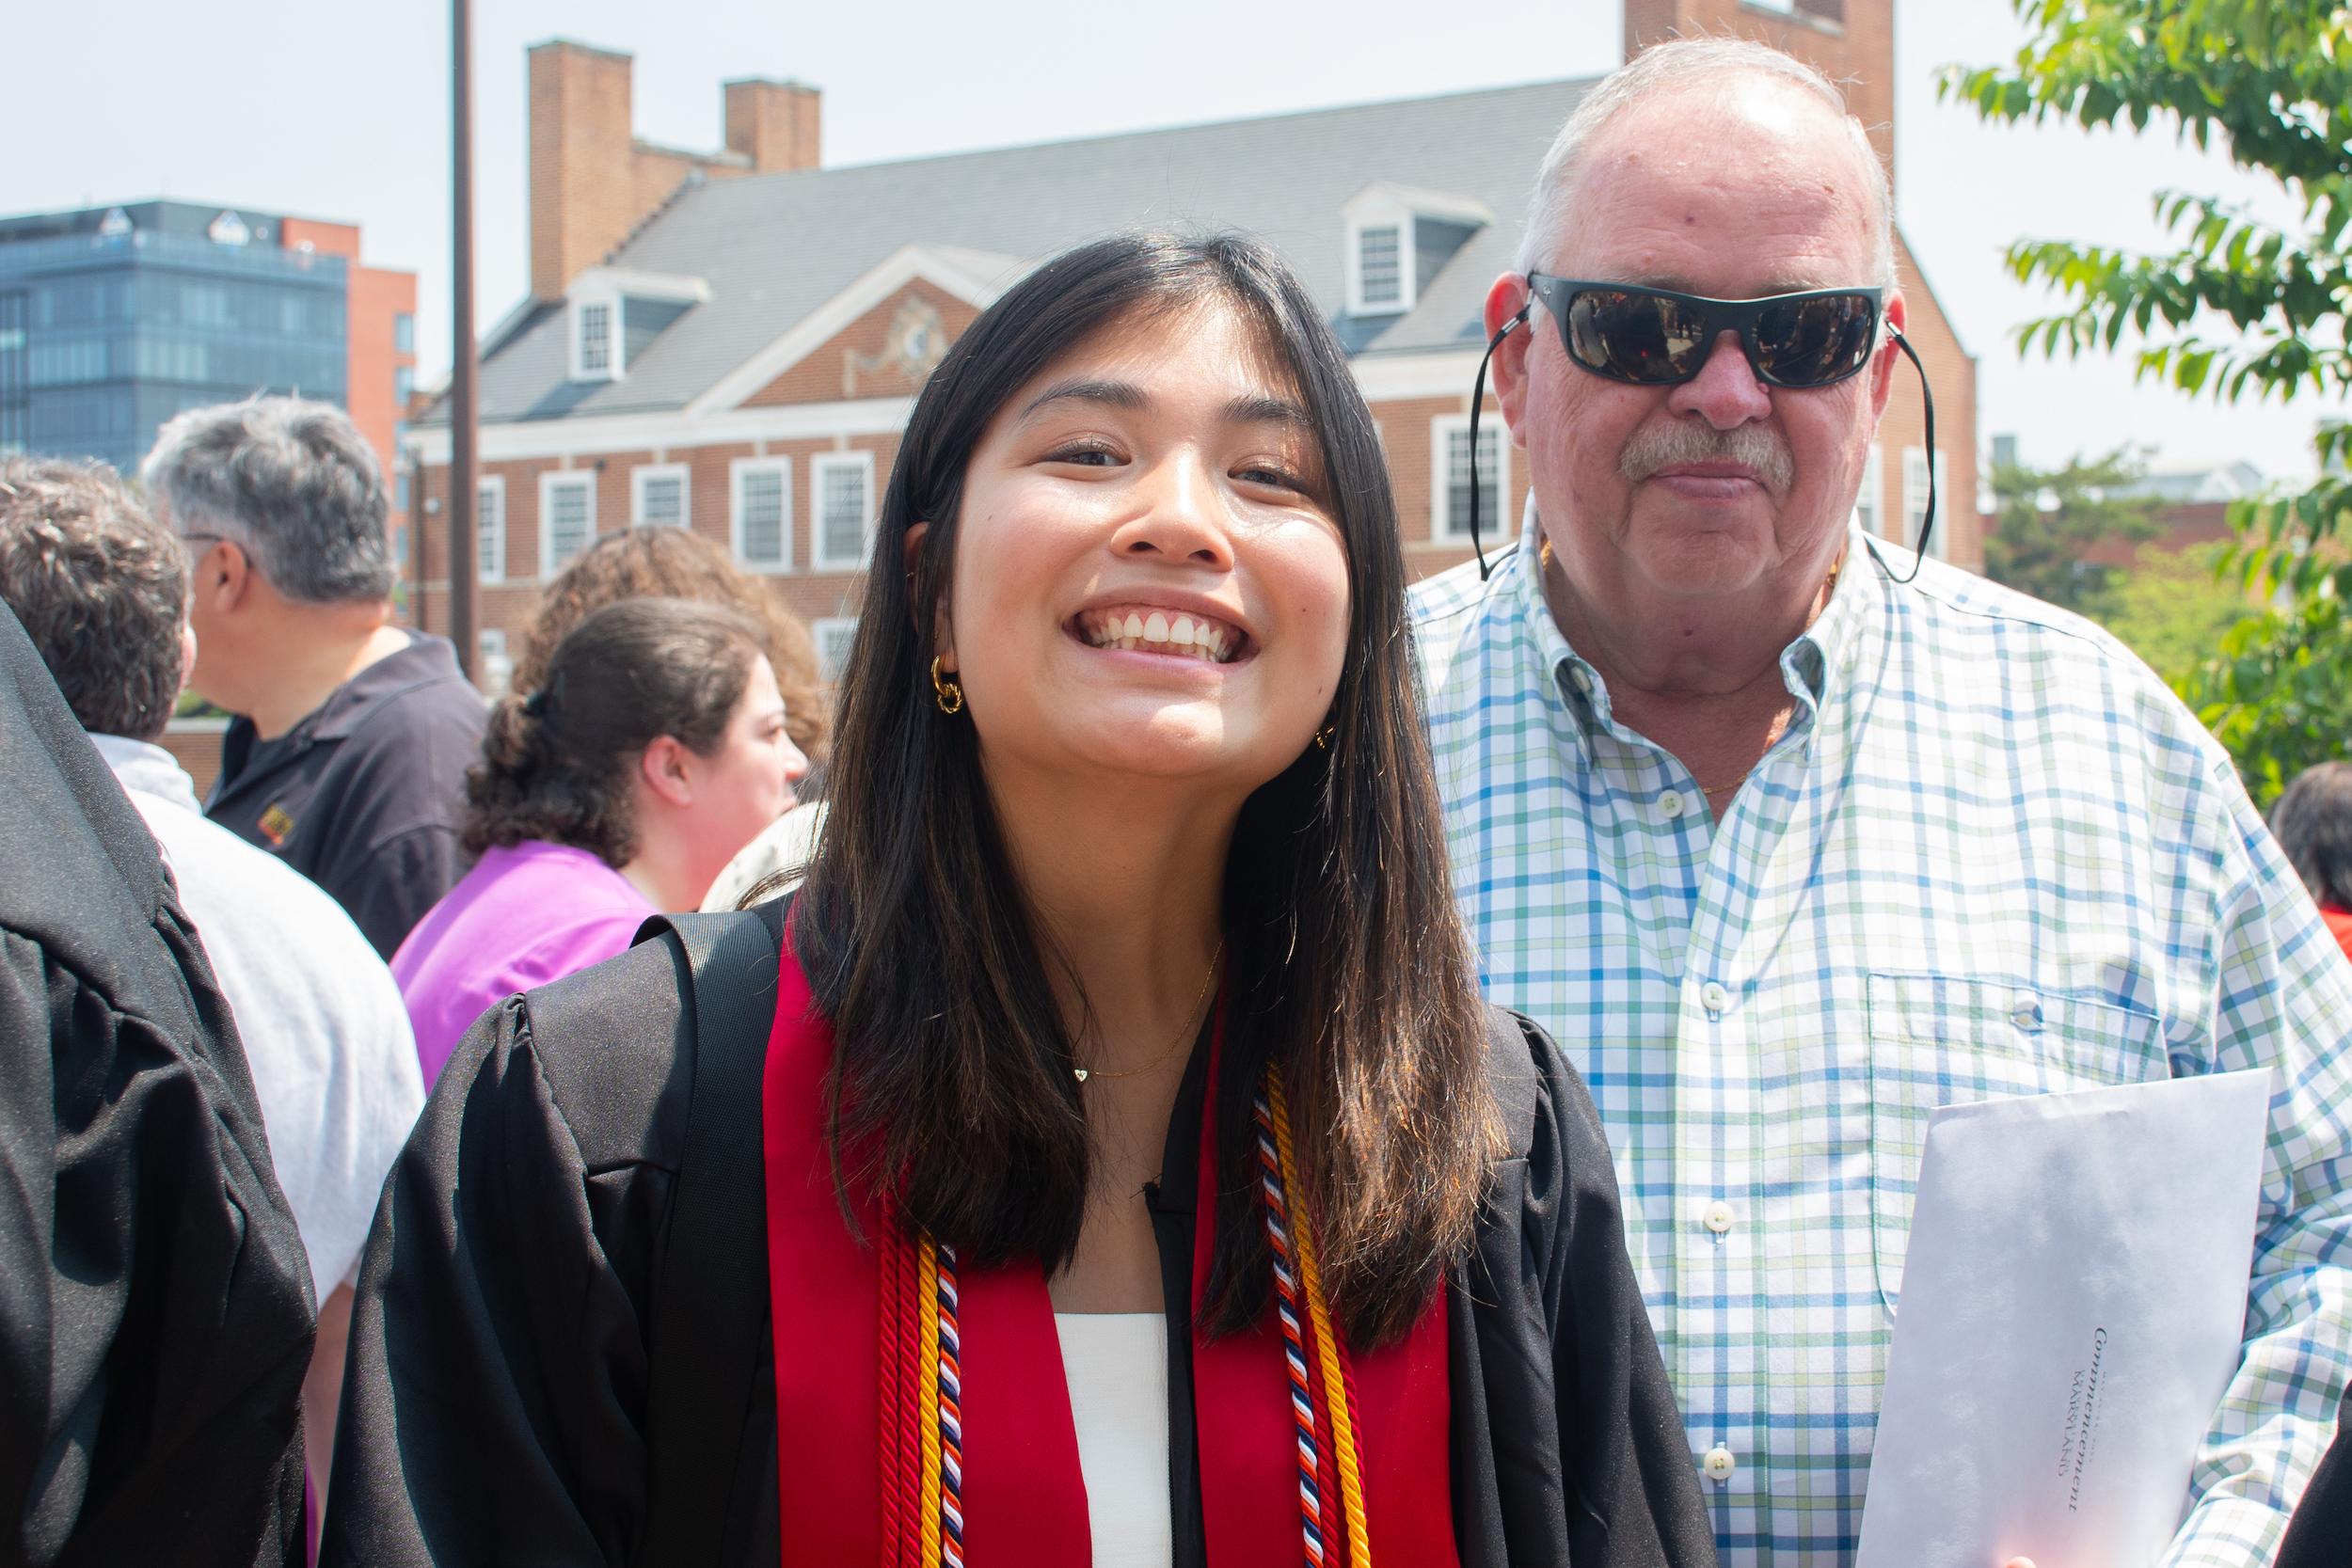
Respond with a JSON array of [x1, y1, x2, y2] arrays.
[[1461, 274, 1937, 585], [1525, 275, 1883, 389]]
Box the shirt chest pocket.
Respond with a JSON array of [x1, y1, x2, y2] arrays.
[[1866, 973, 2166, 1314]]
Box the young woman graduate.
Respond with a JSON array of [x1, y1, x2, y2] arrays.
[[322, 231, 1717, 1568]]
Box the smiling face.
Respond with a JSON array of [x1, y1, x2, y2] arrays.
[[1513, 78, 1899, 605], [935, 300, 1349, 799]]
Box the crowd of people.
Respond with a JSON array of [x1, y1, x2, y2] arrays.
[[3, 37, 2348, 1568]]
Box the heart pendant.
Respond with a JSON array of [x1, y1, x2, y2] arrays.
[[1073, 1068, 1090, 1084]]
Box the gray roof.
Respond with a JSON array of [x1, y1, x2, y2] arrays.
[[455, 77, 1597, 424], [2112, 461, 2265, 504]]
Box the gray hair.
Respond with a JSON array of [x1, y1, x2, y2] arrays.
[[1516, 38, 1896, 291], [140, 396, 392, 604], [0, 456, 188, 742]]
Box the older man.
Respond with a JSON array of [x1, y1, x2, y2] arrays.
[[143, 398, 485, 957], [1412, 40, 2352, 1567]]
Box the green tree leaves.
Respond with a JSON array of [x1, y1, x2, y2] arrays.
[[1948, 1, 2352, 795]]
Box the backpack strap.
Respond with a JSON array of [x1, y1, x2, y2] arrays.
[[631, 896, 789, 1568]]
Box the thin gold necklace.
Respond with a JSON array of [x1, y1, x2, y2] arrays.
[[1073, 941, 1224, 1085]]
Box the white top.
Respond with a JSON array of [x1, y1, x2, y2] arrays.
[[96, 735, 427, 1299], [1054, 1312, 1173, 1568]]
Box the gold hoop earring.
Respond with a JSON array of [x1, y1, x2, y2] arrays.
[[930, 656, 963, 716]]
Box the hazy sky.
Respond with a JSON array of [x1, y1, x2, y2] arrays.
[[6, 0, 2342, 483]]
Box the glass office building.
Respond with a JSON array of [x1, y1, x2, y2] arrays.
[[0, 200, 349, 474]]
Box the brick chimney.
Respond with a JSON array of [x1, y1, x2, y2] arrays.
[[724, 78, 822, 174], [1621, 0, 1895, 180], [527, 42, 826, 302], [529, 40, 638, 301]]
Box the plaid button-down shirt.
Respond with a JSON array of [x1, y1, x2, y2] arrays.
[[1411, 513, 2352, 1566]]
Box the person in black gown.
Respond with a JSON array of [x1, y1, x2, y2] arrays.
[[324, 231, 1718, 1568], [0, 599, 314, 1566]]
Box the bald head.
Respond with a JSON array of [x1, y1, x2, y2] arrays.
[[1518, 39, 1895, 291]]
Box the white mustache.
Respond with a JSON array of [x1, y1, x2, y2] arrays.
[[1620, 421, 1795, 494]]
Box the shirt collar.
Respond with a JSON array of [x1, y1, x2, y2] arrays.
[[1496, 501, 1883, 754], [91, 732, 205, 815], [262, 632, 460, 749]]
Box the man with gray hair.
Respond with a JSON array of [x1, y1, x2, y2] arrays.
[[144, 397, 485, 958], [1412, 37, 2351, 1566]]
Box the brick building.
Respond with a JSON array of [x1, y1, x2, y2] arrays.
[[410, 3, 1979, 695]]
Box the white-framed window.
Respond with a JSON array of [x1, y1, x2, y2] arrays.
[[814, 617, 858, 683], [631, 462, 690, 529], [731, 457, 792, 571], [1357, 223, 1404, 311], [476, 475, 506, 584], [571, 296, 617, 382], [1902, 446, 1940, 558], [1431, 414, 1506, 542], [1854, 444, 1883, 540], [1928, 449, 1950, 562], [540, 470, 596, 575], [811, 451, 877, 570], [478, 627, 513, 698]]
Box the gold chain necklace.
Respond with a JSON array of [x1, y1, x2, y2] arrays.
[[1073, 940, 1224, 1084]]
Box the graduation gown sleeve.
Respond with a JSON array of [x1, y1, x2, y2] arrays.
[[1449, 1009, 1719, 1568], [320, 931, 785, 1568], [0, 603, 312, 1568]]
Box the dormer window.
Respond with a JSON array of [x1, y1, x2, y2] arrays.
[[573, 297, 617, 382], [1343, 183, 1492, 320], [565, 268, 710, 385], [1358, 225, 1404, 311]]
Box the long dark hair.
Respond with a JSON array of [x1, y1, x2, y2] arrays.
[[464, 596, 763, 864], [796, 230, 1497, 1348]]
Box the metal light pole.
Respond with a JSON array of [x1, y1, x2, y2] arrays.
[[449, 0, 478, 678]]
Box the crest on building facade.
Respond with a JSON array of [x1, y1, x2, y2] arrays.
[[208, 210, 251, 246], [843, 293, 949, 398]]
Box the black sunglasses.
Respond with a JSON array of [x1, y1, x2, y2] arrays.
[[1462, 275, 1936, 583], [1526, 274, 1884, 389]]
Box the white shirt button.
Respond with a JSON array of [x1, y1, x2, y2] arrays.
[[1701, 981, 1730, 1014], [2010, 992, 2042, 1030], [1704, 1200, 1736, 1235], [1661, 791, 1686, 818], [1703, 1446, 1737, 1482]]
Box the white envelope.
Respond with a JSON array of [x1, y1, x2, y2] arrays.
[[1856, 1070, 2273, 1568]]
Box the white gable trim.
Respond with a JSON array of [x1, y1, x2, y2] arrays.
[[1342, 181, 1494, 230], [686, 244, 1028, 417], [569, 265, 712, 306]]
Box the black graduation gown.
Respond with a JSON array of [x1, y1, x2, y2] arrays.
[[323, 929, 1718, 1568], [2275, 1418, 2347, 1568], [0, 603, 313, 1567]]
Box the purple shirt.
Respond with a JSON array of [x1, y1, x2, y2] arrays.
[[392, 840, 655, 1086]]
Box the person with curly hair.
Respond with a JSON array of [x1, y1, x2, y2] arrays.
[[391, 596, 803, 1085], [515, 524, 829, 775]]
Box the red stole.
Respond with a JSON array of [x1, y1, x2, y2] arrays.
[[761, 939, 1457, 1566]]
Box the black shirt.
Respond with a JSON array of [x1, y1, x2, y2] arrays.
[[0, 603, 312, 1567], [2276, 1418, 2347, 1568], [207, 632, 486, 958], [323, 931, 1720, 1568]]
